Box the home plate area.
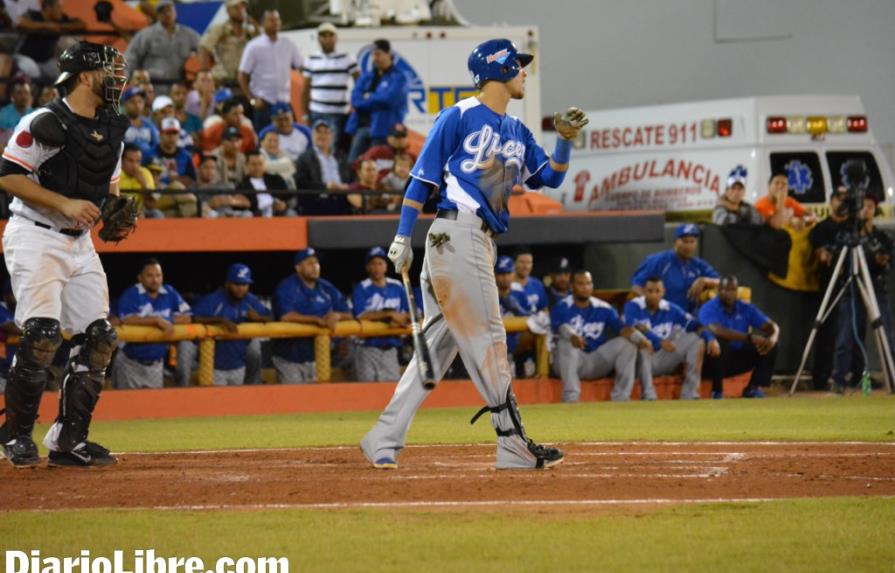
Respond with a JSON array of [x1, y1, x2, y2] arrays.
[[3, 442, 895, 512]]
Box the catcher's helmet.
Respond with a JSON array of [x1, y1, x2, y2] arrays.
[[54, 41, 127, 107], [467, 39, 533, 89]]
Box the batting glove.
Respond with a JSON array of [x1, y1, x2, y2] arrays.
[[554, 107, 589, 140], [388, 235, 413, 274]]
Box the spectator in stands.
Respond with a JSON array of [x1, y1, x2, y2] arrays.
[[238, 9, 302, 131], [272, 248, 351, 383], [13, 0, 84, 83], [36, 85, 58, 107], [631, 223, 720, 313], [380, 152, 411, 195], [755, 171, 816, 230], [192, 263, 272, 386], [546, 257, 572, 308], [202, 97, 257, 153], [124, 0, 200, 93], [113, 258, 194, 389], [186, 71, 218, 120], [359, 123, 416, 184], [624, 277, 719, 400], [301, 23, 358, 151], [129, 69, 155, 112], [169, 82, 203, 143], [198, 0, 258, 86], [512, 246, 548, 314], [712, 165, 764, 226], [211, 127, 247, 186], [259, 130, 296, 188], [122, 86, 159, 164], [346, 39, 408, 163], [258, 103, 311, 161], [495, 256, 531, 373], [238, 150, 290, 217], [351, 247, 409, 381], [119, 144, 164, 218], [552, 270, 648, 402], [0, 280, 19, 393], [3, 0, 38, 28], [829, 195, 894, 394], [197, 154, 251, 218], [699, 274, 779, 399], [296, 119, 356, 215], [0, 77, 32, 130], [156, 117, 196, 186], [151, 94, 192, 150], [350, 159, 388, 213]]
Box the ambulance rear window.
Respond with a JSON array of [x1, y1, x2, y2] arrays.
[[769, 152, 826, 204], [826, 151, 884, 204]]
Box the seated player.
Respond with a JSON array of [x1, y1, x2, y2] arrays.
[[552, 269, 650, 402], [495, 256, 531, 370], [623, 276, 720, 400]]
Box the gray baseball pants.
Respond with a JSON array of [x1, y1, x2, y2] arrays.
[[554, 336, 637, 402], [637, 331, 705, 400], [361, 213, 541, 469]]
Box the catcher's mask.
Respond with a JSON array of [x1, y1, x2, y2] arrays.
[[54, 41, 128, 108]]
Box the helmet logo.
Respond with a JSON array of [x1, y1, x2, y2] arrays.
[[486, 49, 510, 64]]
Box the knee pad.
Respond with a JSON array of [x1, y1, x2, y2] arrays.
[[17, 317, 63, 372], [4, 318, 61, 437], [79, 319, 118, 371]]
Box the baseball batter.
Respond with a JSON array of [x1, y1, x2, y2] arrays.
[[0, 42, 132, 467], [360, 39, 588, 470]]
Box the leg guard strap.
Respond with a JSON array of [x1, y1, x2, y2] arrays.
[[3, 317, 62, 437]]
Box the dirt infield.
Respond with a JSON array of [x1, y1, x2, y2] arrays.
[[3, 442, 894, 512]]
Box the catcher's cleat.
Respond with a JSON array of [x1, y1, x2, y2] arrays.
[[373, 457, 398, 470], [527, 439, 564, 469], [1, 433, 41, 468], [48, 441, 117, 468]]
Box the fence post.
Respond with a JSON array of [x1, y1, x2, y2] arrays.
[[314, 334, 331, 382], [198, 338, 215, 386]]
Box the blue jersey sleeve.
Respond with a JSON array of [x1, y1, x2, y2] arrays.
[[351, 285, 368, 318], [192, 291, 219, 317], [409, 106, 462, 188], [117, 288, 140, 318], [746, 303, 770, 330], [550, 303, 568, 332], [534, 281, 548, 312], [697, 299, 718, 326], [696, 258, 720, 279], [605, 307, 625, 334], [273, 280, 297, 319], [631, 253, 659, 287], [169, 287, 192, 316], [521, 124, 549, 184], [247, 293, 271, 317], [325, 282, 350, 313]]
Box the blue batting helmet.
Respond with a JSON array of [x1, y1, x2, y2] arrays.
[[467, 39, 533, 88]]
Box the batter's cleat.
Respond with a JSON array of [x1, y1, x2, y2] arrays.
[[373, 457, 398, 470], [48, 441, 117, 468], [1, 435, 40, 468], [527, 439, 564, 469]]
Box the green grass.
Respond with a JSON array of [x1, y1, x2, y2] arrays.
[[39, 394, 895, 453], [4, 498, 895, 573]]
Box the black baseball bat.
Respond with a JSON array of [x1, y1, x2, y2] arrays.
[[401, 270, 437, 390]]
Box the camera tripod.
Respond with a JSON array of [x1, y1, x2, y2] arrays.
[[789, 238, 895, 395]]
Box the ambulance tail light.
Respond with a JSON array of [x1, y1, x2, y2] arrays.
[[766, 117, 786, 134], [717, 118, 732, 137], [806, 116, 827, 135], [847, 115, 868, 133]]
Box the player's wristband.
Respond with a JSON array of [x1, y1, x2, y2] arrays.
[[551, 137, 572, 165], [396, 178, 429, 236]]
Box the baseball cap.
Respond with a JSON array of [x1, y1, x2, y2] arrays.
[[294, 248, 317, 265], [365, 246, 388, 264], [160, 116, 181, 133], [311, 118, 332, 131], [151, 95, 174, 113], [213, 87, 233, 104], [271, 102, 293, 117], [674, 223, 700, 239], [121, 86, 145, 103], [390, 123, 408, 137], [226, 263, 253, 285], [223, 126, 241, 140], [372, 39, 391, 53], [551, 257, 571, 274], [317, 22, 337, 35], [495, 255, 514, 274], [727, 165, 747, 188]]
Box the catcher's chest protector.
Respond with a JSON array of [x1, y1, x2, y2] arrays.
[[37, 100, 128, 208]]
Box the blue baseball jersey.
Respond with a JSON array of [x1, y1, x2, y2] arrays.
[[631, 250, 720, 312], [0, 301, 16, 375], [272, 275, 349, 363], [118, 283, 192, 362], [623, 296, 711, 351], [124, 118, 159, 164], [498, 284, 531, 354], [697, 297, 769, 350], [513, 276, 548, 313], [551, 295, 625, 353], [193, 288, 271, 371], [410, 97, 550, 234], [352, 277, 409, 349]]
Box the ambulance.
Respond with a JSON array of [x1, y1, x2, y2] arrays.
[[542, 95, 895, 217]]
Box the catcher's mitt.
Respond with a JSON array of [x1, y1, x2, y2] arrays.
[[98, 195, 138, 243]]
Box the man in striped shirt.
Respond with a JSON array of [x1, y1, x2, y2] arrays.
[[301, 23, 358, 152]]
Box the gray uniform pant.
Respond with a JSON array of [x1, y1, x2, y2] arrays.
[[244, 338, 262, 385], [637, 331, 704, 400], [113, 352, 164, 389], [555, 337, 637, 402], [214, 367, 246, 386], [354, 345, 400, 381], [361, 213, 541, 469], [272, 355, 316, 384]]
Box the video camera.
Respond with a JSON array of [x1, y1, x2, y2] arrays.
[[835, 159, 870, 220]]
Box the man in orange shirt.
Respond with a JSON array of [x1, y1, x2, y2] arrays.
[[755, 171, 816, 230]]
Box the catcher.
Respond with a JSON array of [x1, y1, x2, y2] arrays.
[[0, 41, 134, 467]]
